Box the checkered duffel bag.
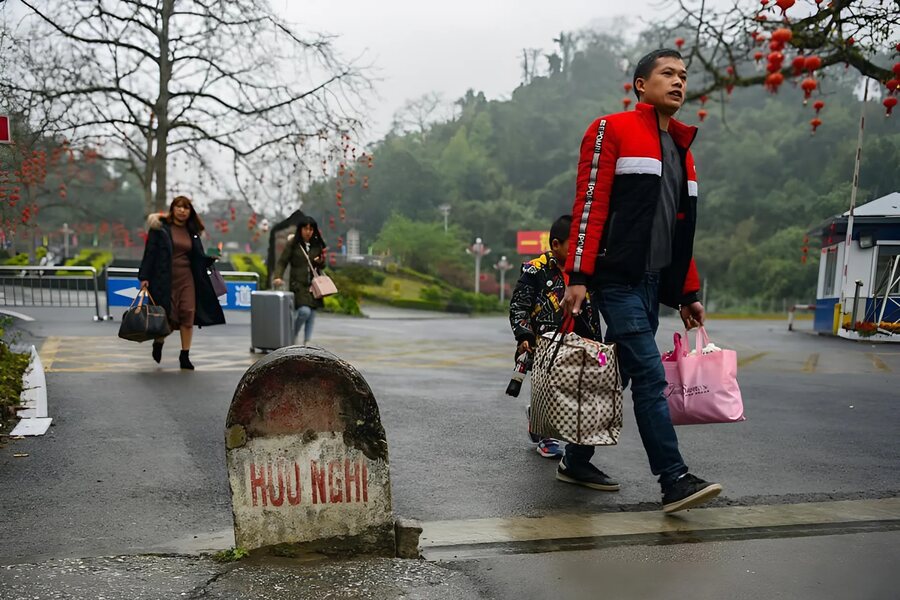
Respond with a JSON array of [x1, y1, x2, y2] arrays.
[[529, 329, 623, 445]]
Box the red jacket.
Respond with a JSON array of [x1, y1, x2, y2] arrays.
[[565, 102, 701, 308]]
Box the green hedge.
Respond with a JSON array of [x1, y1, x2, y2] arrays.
[[56, 250, 113, 276], [0, 317, 30, 427], [230, 253, 268, 288], [334, 264, 386, 286], [323, 293, 362, 316], [2, 253, 29, 266]]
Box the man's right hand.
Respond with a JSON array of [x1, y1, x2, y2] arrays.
[[562, 284, 587, 316], [273, 278, 284, 287], [140, 280, 149, 290], [517, 340, 532, 355]]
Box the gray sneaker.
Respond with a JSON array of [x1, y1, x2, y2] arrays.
[[556, 457, 620, 491]]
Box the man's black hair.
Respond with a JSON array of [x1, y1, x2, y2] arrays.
[[632, 49, 683, 99], [550, 214, 572, 246]]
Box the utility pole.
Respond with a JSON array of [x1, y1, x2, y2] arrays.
[[438, 204, 451, 233], [494, 255, 513, 303], [838, 80, 870, 327], [466, 237, 491, 294]]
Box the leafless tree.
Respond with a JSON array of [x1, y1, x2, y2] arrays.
[[0, 0, 370, 216], [390, 92, 450, 136], [651, 0, 897, 102]]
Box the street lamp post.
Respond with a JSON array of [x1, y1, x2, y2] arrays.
[[438, 204, 451, 233], [494, 255, 513, 303], [466, 237, 491, 294], [61, 222, 73, 260]]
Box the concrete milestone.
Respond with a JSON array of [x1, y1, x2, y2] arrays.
[[225, 346, 394, 554]]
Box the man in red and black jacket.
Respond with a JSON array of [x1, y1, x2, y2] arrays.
[[560, 49, 722, 513]]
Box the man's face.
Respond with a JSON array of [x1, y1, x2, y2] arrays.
[[636, 57, 687, 116]]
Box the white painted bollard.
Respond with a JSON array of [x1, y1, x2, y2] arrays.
[[225, 346, 395, 555]]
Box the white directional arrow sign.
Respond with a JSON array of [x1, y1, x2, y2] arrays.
[[114, 286, 142, 300]]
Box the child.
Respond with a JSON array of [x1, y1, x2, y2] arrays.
[[508, 214, 601, 458]]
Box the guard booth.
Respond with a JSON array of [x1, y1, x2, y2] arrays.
[[811, 192, 900, 342]]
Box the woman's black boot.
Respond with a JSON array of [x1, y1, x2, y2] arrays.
[[179, 349, 194, 370], [152, 341, 164, 364]]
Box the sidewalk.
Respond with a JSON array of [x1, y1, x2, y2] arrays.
[[0, 554, 479, 600], [2, 529, 897, 599]]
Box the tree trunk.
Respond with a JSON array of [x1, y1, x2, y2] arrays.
[[153, 0, 174, 213], [143, 112, 155, 216]]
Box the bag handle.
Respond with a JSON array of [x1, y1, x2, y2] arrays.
[[540, 314, 574, 373], [128, 288, 159, 309], [688, 326, 711, 355]]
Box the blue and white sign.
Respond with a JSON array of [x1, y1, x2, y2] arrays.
[[107, 277, 256, 311]]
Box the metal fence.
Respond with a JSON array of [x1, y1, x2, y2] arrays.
[[0, 265, 260, 321], [0, 265, 105, 321]]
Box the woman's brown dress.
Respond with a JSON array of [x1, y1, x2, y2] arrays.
[[169, 224, 196, 328]]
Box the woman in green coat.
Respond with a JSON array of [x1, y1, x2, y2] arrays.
[[272, 216, 327, 344]]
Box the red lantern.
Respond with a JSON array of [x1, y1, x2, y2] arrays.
[[697, 109, 708, 122], [846, 37, 855, 46], [774, 0, 795, 16], [726, 65, 735, 76], [760, 0, 768, 5], [809, 118, 822, 134], [362, 176, 369, 189], [622, 97, 632, 110], [726, 83, 735, 95], [769, 39, 785, 52], [801, 77, 817, 103], [675, 37, 684, 49], [893, 63, 900, 77], [623, 82, 633, 93], [337, 236, 343, 249], [813, 100, 825, 115], [804, 56, 822, 72], [329, 216, 336, 230], [886, 79, 899, 95], [791, 56, 806, 76], [756, 14, 768, 22], [754, 51, 764, 64], [699, 94, 708, 105], [884, 97, 898, 117], [771, 28, 792, 43], [765, 72, 785, 92]]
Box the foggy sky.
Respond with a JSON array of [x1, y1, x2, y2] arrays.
[[275, 0, 693, 140]]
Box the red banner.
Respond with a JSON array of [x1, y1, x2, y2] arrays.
[[0, 115, 10, 144], [517, 230, 550, 255]]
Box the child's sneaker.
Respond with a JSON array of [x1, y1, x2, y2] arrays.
[[536, 438, 564, 459]]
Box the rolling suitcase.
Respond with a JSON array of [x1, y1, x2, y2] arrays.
[[250, 291, 294, 353]]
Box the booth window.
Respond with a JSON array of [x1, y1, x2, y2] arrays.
[[875, 246, 900, 296], [823, 248, 838, 296]]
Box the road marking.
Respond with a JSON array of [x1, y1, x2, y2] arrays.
[[802, 352, 819, 373], [866, 352, 891, 373], [39, 337, 62, 371], [420, 497, 900, 559], [738, 351, 769, 368], [0, 308, 35, 321]]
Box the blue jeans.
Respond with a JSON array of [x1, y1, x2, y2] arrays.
[[293, 306, 316, 344], [565, 271, 688, 489]]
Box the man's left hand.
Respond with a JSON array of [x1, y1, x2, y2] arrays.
[[680, 301, 705, 330]]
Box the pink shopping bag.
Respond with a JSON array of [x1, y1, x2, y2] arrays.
[[663, 327, 745, 425]]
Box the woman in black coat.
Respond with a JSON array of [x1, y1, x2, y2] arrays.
[[138, 196, 225, 369]]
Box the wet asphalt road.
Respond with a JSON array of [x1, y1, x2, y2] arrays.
[[0, 306, 897, 562], [0, 304, 898, 599]]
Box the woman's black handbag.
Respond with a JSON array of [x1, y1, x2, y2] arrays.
[[118, 290, 171, 342]]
